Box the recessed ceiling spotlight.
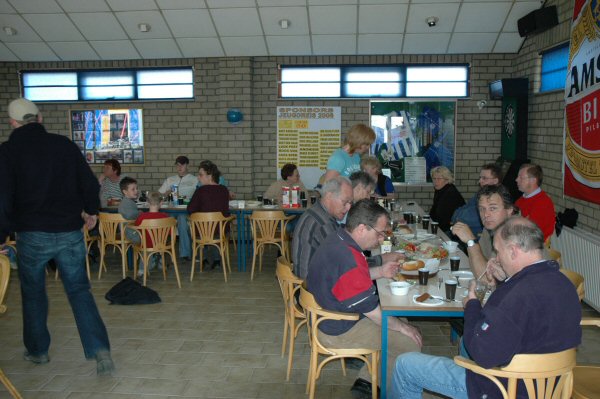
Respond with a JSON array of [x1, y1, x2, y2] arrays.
[[138, 23, 151, 32], [426, 17, 439, 27], [3, 26, 16, 36], [279, 19, 290, 29]]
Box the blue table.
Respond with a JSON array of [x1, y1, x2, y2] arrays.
[[376, 270, 466, 398]]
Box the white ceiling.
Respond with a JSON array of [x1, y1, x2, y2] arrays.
[[0, 0, 543, 62]]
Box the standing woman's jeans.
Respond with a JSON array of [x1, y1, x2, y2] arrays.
[[17, 230, 111, 359]]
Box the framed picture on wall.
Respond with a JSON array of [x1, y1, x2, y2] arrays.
[[370, 100, 456, 184], [69, 109, 144, 165]]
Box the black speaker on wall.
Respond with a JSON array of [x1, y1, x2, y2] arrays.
[[518, 6, 559, 37]]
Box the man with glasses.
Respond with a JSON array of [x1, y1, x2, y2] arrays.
[[307, 199, 422, 398], [451, 163, 501, 236], [515, 163, 555, 241]]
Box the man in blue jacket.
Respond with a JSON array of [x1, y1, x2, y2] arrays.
[[391, 216, 581, 399], [0, 98, 114, 375]]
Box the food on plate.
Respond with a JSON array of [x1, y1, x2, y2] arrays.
[[397, 225, 412, 234], [398, 241, 448, 259], [415, 293, 431, 303], [393, 273, 407, 282], [402, 260, 424, 271]]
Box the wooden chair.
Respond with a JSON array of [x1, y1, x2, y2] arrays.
[[0, 254, 24, 399], [560, 268, 585, 302], [188, 212, 235, 282], [97, 213, 132, 280], [454, 348, 576, 399], [275, 257, 306, 381], [298, 286, 379, 399], [130, 217, 181, 288], [572, 318, 600, 399], [54, 225, 99, 281], [249, 210, 294, 280], [548, 247, 562, 267]]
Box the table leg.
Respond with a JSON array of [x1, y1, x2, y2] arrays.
[[381, 311, 389, 399]]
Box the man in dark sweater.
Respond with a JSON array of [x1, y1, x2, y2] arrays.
[[0, 98, 114, 375], [392, 216, 581, 399]]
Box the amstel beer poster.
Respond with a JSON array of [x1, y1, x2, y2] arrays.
[[564, 0, 600, 204]]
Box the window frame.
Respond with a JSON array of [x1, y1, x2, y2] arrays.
[[20, 66, 195, 103], [539, 42, 570, 94], [279, 63, 470, 99]]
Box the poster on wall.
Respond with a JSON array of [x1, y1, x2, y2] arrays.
[[70, 109, 144, 165], [370, 101, 456, 184], [276, 106, 341, 189], [563, 0, 600, 204]]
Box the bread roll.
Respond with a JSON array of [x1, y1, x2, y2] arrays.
[[416, 293, 431, 302], [402, 260, 424, 271], [393, 273, 407, 282]]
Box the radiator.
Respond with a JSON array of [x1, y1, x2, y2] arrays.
[[553, 226, 600, 312]]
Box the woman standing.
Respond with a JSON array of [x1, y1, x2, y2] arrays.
[[322, 123, 376, 182], [429, 166, 464, 234]]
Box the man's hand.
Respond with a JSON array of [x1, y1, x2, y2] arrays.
[[0, 246, 7, 255], [84, 214, 98, 230], [485, 258, 506, 284], [381, 252, 405, 264], [462, 279, 477, 306], [450, 222, 476, 243], [380, 261, 400, 279], [396, 320, 423, 348], [98, 174, 106, 183]]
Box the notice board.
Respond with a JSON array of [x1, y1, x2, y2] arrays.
[[370, 100, 456, 184], [276, 106, 341, 189]]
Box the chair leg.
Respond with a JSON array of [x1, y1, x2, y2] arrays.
[[98, 245, 106, 279], [0, 368, 23, 399], [250, 243, 259, 281], [286, 318, 296, 381], [121, 245, 127, 279], [219, 245, 228, 283], [190, 244, 197, 282], [371, 352, 378, 399], [170, 251, 181, 289]]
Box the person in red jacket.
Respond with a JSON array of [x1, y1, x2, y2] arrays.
[[515, 164, 555, 241]]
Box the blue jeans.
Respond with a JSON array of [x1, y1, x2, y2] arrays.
[[17, 231, 111, 359], [392, 352, 468, 399], [176, 214, 191, 258]]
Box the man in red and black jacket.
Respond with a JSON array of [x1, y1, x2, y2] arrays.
[[307, 199, 422, 399]]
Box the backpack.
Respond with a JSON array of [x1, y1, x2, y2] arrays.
[[105, 277, 161, 305]]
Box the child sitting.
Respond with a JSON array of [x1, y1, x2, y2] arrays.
[[133, 192, 169, 276]]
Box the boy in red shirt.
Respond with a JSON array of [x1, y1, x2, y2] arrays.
[[134, 192, 169, 276]]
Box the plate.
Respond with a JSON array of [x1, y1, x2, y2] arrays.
[[246, 200, 261, 207], [262, 205, 277, 209], [451, 271, 474, 279], [397, 232, 439, 243], [412, 294, 444, 306], [400, 264, 439, 278], [229, 200, 238, 208]]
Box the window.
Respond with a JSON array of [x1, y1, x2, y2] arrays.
[[279, 64, 469, 99], [21, 67, 194, 102], [540, 43, 569, 93]]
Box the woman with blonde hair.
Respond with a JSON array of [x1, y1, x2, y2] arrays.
[[361, 155, 395, 197], [322, 123, 376, 182], [429, 166, 464, 234]]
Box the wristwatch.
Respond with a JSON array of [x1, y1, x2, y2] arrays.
[[466, 239, 476, 247]]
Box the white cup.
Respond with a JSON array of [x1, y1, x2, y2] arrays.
[[390, 281, 411, 296], [238, 200, 245, 209], [443, 241, 459, 253]]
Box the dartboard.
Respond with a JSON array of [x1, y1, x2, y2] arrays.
[[504, 103, 515, 139]]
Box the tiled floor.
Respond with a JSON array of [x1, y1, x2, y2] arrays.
[[1, 248, 599, 399]]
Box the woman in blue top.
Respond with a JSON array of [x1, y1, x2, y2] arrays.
[[322, 123, 375, 182]]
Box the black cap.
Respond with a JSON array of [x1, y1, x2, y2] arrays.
[[175, 156, 189, 165]]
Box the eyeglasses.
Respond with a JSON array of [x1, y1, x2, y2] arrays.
[[367, 224, 387, 238], [479, 175, 494, 181]]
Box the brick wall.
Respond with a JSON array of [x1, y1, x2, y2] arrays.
[[7, 33, 595, 233]]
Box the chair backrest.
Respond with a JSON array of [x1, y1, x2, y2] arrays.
[[560, 269, 585, 302], [136, 217, 177, 250], [249, 210, 287, 241], [0, 254, 10, 314], [188, 212, 228, 244], [456, 349, 577, 399], [98, 213, 128, 245], [548, 247, 562, 266], [276, 258, 304, 320]]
